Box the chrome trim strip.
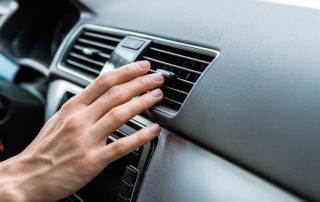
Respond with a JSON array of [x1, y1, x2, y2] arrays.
[[0, 1, 18, 28], [45, 80, 83, 121]]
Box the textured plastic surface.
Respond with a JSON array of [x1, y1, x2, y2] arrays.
[[137, 130, 301, 202]]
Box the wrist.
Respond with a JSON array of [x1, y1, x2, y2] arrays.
[[0, 185, 26, 202], [0, 155, 28, 202]]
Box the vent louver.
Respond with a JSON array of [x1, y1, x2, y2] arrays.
[[63, 28, 123, 78], [141, 43, 216, 112]]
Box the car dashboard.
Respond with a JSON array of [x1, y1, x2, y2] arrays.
[[1, 0, 320, 201]]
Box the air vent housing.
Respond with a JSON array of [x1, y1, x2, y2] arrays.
[[141, 43, 217, 113], [62, 28, 123, 79]]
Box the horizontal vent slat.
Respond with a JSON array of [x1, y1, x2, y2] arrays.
[[114, 130, 127, 138], [66, 59, 101, 74], [148, 70, 194, 85], [142, 56, 202, 75], [176, 78, 195, 85], [69, 52, 105, 67], [83, 31, 122, 43], [73, 44, 87, 51], [62, 27, 124, 78], [73, 45, 111, 59], [163, 97, 183, 106], [149, 47, 211, 65], [142, 42, 216, 112], [162, 86, 188, 95], [98, 52, 111, 59], [78, 38, 116, 51]]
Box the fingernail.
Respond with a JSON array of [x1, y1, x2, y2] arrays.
[[151, 73, 164, 81], [138, 60, 150, 70], [149, 123, 160, 133], [150, 88, 163, 97]]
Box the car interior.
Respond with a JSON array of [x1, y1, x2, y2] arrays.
[[0, 0, 319, 201]]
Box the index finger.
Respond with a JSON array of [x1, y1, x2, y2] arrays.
[[77, 61, 151, 105]]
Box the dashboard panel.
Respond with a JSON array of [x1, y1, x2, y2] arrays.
[[1, 0, 320, 201]]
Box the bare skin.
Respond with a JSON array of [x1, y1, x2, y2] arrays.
[[0, 61, 164, 202]]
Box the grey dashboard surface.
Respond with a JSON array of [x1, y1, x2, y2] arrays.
[[137, 130, 301, 202], [51, 0, 320, 200]]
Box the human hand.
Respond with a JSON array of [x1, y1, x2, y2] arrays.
[[0, 61, 164, 202]]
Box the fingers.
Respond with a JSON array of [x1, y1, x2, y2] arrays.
[[98, 124, 160, 163], [86, 72, 164, 121], [91, 88, 163, 138], [76, 61, 151, 105]]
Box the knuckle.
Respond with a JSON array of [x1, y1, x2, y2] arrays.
[[136, 77, 147, 88], [131, 62, 141, 70], [59, 95, 87, 113], [62, 116, 80, 131], [70, 95, 83, 105], [113, 141, 127, 155], [76, 152, 94, 168], [60, 99, 76, 112], [60, 103, 70, 112], [76, 156, 87, 168], [122, 65, 132, 75], [108, 86, 123, 100], [96, 72, 111, 88], [109, 108, 125, 122]]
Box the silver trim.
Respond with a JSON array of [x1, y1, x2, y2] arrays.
[[18, 58, 49, 76], [0, 1, 18, 28], [45, 80, 83, 121], [57, 24, 220, 83]]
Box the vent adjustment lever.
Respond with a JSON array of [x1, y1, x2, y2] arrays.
[[156, 69, 177, 80]]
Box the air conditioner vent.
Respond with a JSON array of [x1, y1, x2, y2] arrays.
[[141, 43, 217, 112], [62, 28, 123, 78]]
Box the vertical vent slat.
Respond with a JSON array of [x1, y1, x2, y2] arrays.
[[62, 28, 123, 78], [141, 43, 217, 112]]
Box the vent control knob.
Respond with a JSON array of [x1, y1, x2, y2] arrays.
[[156, 69, 177, 80], [82, 48, 99, 56]]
